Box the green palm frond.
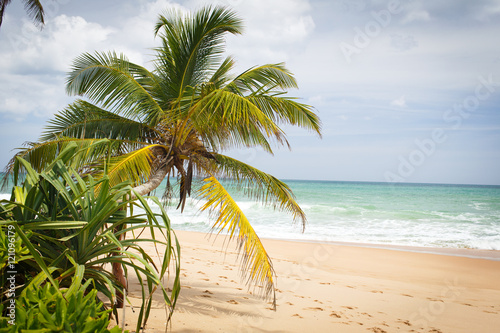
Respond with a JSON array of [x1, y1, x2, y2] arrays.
[[211, 153, 307, 230], [191, 89, 287, 152], [22, 0, 44, 28], [209, 56, 236, 88], [66, 51, 163, 121], [228, 63, 298, 94], [4, 138, 111, 177], [247, 94, 322, 136], [41, 100, 159, 144], [198, 176, 276, 306], [153, 5, 243, 99]]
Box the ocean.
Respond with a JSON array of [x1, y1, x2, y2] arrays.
[[2, 178, 499, 250]]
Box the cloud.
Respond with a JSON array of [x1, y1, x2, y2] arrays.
[[401, 10, 431, 24], [390, 34, 418, 52], [391, 96, 407, 108], [1, 15, 116, 73], [222, 0, 316, 65]]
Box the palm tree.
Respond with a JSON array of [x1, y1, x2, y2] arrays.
[[0, 0, 44, 29], [6, 5, 321, 307]]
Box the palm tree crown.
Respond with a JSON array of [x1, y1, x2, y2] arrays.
[[6, 5, 321, 306]]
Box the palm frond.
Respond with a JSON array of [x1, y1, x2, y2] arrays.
[[191, 89, 288, 152], [247, 95, 322, 136], [41, 100, 160, 144], [22, 0, 44, 28], [153, 5, 243, 99], [228, 63, 298, 94], [0, 0, 12, 28], [211, 153, 306, 230], [95, 144, 169, 189], [3, 138, 112, 177], [197, 176, 276, 306], [66, 51, 163, 122]]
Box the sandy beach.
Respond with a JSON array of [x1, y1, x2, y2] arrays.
[[121, 230, 500, 332]]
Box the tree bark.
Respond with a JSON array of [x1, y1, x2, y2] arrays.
[[130, 159, 170, 197]]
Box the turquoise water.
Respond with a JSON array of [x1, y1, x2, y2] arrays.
[[148, 180, 500, 250], [2, 178, 500, 250]]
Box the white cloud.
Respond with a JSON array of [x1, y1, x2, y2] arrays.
[[1, 15, 116, 73], [222, 0, 315, 65], [390, 34, 418, 52], [401, 10, 431, 24], [391, 95, 407, 108]]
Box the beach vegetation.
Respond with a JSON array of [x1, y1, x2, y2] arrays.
[[0, 143, 180, 331], [0, 279, 124, 333], [4, 5, 321, 308]]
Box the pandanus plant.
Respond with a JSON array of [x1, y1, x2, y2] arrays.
[[1, 143, 181, 330]]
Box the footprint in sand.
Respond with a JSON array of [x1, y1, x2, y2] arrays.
[[305, 307, 324, 311], [329, 311, 341, 318], [203, 290, 213, 294], [320, 282, 331, 285], [197, 271, 205, 274], [369, 328, 388, 333], [286, 302, 294, 306], [201, 295, 212, 298], [427, 298, 444, 302], [401, 294, 413, 298], [371, 290, 384, 294], [201, 278, 210, 281], [292, 314, 303, 319], [227, 299, 238, 304], [342, 306, 357, 310], [397, 319, 411, 326]]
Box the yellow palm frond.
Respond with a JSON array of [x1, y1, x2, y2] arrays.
[[198, 176, 276, 307], [96, 144, 168, 189]]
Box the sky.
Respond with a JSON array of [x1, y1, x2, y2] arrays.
[[0, 0, 499, 185]]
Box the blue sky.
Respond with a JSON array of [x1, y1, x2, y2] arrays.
[[0, 0, 499, 185]]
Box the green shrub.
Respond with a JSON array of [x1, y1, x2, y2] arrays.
[[0, 279, 125, 333]]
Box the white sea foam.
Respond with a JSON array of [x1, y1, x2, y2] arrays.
[[2, 180, 499, 250]]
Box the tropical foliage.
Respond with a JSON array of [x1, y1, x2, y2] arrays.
[[0, 279, 124, 333], [0, 143, 180, 331], [5, 5, 321, 306]]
